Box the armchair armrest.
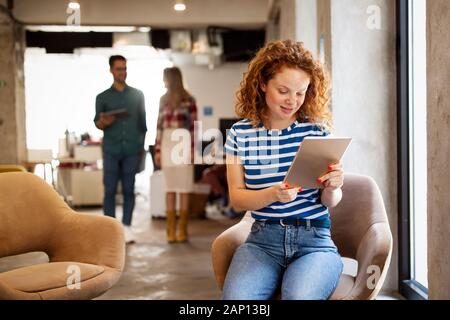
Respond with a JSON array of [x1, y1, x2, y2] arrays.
[[211, 214, 253, 290], [0, 281, 39, 300], [48, 212, 125, 272], [346, 222, 393, 300]]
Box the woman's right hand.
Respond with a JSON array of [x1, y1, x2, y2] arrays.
[[270, 183, 301, 203]]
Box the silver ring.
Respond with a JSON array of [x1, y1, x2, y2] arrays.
[[279, 219, 286, 227]]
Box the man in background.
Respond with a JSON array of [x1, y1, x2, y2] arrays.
[[94, 55, 147, 244]]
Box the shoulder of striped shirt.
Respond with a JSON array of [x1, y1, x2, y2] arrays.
[[231, 119, 253, 128], [232, 121, 328, 134], [228, 119, 252, 136]]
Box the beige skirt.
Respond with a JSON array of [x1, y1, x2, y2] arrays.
[[161, 128, 194, 193]]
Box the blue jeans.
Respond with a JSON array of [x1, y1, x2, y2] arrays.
[[103, 152, 141, 226], [222, 220, 343, 300]]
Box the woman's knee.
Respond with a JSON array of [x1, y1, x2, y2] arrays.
[[222, 244, 281, 300], [281, 252, 343, 300]]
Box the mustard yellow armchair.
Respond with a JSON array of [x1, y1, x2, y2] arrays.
[[0, 165, 27, 173], [0, 172, 125, 300]]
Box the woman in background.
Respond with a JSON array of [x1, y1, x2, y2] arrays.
[[155, 67, 197, 243]]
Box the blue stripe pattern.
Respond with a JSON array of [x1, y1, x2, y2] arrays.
[[224, 119, 331, 221]]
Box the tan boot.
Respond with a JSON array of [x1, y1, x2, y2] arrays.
[[176, 210, 189, 242], [166, 210, 177, 243]]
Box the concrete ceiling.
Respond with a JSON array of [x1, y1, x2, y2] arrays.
[[4, 0, 271, 28]]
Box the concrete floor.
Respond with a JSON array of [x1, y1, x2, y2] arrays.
[[95, 199, 238, 300], [0, 195, 238, 300]]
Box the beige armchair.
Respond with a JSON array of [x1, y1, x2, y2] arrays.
[[211, 173, 393, 300], [0, 172, 125, 300]]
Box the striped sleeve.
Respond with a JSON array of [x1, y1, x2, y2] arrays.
[[224, 125, 239, 156]]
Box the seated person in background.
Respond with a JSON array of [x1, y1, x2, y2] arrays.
[[200, 164, 243, 219], [201, 164, 226, 202]]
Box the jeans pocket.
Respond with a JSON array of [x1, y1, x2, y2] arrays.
[[250, 221, 265, 234], [312, 227, 331, 239]]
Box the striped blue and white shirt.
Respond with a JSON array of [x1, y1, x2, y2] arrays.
[[224, 119, 331, 222]]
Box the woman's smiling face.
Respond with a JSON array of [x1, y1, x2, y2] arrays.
[[261, 66, 310, 125]]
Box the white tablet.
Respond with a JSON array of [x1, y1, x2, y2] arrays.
[[283, 136, 352, 189]]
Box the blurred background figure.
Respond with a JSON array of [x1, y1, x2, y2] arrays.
[[200, 164, 242, 219], [94, 55, 147, 244], [154, 67, 197, 243]]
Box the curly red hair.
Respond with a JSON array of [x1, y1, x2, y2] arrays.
[[235, 40, 332, 129]]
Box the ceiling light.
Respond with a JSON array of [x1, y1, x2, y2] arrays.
[[137, 27, 151, 33], [174, 4, 186, 11], [174, 0, 186, 11], [68, 1, 80, 10]]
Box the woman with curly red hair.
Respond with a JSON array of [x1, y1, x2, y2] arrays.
[[223, 40, 344, 300]]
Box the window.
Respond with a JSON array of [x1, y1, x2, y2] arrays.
[[397, 0, 428, 300]]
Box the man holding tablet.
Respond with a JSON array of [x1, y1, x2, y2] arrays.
[[94, 55, 147, 244]]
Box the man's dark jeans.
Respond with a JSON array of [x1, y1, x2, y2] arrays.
[[103, 152, 140, 226]]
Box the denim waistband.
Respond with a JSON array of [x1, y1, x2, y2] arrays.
[[261, 218, 331, 229]]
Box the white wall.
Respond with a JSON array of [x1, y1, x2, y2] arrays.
[[271, 0, 318, 55], [23, 47, 172, 152], [278, 0, 297, 40], [178, 62, 248, 133], [331, 0, 398, 291], [296, 0, 318, 55]]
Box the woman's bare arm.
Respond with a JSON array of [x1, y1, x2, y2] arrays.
[[226, 154, 298, 212]]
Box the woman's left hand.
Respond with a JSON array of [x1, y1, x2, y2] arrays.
[[317, 162, 344, 190]]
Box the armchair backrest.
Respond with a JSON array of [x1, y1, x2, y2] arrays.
[[329, 174, 390, 259], [0, 173, 72, 258]]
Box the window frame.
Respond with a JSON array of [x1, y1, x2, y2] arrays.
[[397, 0, 428, 300]]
